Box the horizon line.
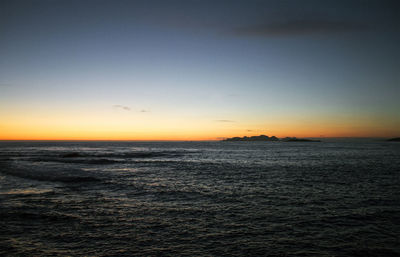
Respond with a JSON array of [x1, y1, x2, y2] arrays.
[[0, 136, 395, 142]]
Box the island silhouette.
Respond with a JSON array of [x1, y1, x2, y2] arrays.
[[387, 137, 400, 142], [222, 135, 321, 142]]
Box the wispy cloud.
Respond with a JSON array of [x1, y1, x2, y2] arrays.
[[113, 105, 131, 111], [140, 109, 150, 113], [215, 119, 235, 123], [233, 19, 367, 37]]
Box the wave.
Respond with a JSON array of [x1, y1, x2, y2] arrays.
[[0, 188, 53, 195], [30, 157, 121, 165], [60, 151, 185, 159], [13, 150, 187, 165], [0, 161, 101, 183], [0, 211, 81, 223]]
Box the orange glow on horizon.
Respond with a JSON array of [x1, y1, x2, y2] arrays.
[[1, 124, 398, 141], [1, 107, 398, 140]]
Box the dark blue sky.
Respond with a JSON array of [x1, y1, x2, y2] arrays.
[[1, 0, 399, 139]]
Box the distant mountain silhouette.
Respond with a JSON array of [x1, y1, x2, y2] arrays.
[[281, 137, 321, 142], [387, 137, 400, 142], [222, 135, 320, 142], [223, 135, 279, 141]]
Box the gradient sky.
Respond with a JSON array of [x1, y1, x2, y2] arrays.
[[1, 0, 399, 140]]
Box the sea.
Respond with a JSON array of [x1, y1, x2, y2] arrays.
[[0, 140, 399, 256]]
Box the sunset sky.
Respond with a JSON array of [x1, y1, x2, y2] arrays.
[[1, 0, 399, 140]]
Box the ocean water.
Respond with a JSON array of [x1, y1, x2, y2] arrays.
[[0, 140, 399, 256]]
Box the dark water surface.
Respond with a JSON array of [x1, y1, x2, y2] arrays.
[[1, 140, 399, 256]]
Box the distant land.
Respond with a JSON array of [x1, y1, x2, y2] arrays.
[[282, 137, 321, 142], [222, 135, 321, 142], [387, 137, 400, 142]]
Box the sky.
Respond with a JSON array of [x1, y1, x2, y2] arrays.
[[0, 0, 399, 140]]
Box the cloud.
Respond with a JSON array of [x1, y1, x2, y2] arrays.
[[233, 19, 367, 37], [214, 119, 235, 123], [113, 105, 131, 111], [246, 129, 253, 132], [140, 109, 150, 113]]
